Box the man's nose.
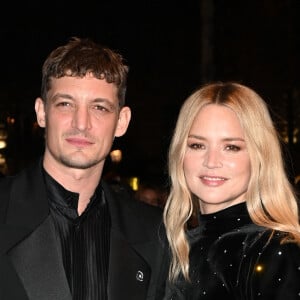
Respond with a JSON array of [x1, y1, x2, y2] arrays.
[[71, 107, 91, 130]]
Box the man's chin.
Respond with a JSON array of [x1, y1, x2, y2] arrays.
[[60, 156, 100, 170]]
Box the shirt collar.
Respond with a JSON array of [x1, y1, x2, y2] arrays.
[[42, 168, 105, 219]]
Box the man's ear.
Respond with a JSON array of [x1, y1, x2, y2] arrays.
[[35, 97, 46, 128], [115, 106, 131, 137]]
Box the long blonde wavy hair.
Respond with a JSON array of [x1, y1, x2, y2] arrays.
[[163, 81, 300, 281]]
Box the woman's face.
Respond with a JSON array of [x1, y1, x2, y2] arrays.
[[183, 104, 251, 214]]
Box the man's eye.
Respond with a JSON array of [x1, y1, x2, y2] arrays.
[[93, 104, 117, 113], [56, 102, 71, 107], [94, 105, 108, 111]]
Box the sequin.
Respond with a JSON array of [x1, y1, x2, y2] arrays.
[[255, 264, 263, 272], [165, 203, 300, 299]]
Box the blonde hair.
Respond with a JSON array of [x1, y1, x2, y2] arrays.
[[163, 81, 300, 281]]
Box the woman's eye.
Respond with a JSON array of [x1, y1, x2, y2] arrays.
[[189, 143, 204, 150], [225, 145, 240, 151]]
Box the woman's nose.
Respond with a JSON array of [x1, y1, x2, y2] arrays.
[[202, 149, 223, 168]]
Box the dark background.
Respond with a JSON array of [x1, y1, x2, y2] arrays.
[[0, 0, 299, 186]]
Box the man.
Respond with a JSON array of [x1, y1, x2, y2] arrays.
[[0, 37, 169, 300]]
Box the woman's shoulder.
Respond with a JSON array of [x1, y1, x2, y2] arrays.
[[211, 224, 300, 260], [210, 226, 300, 275], [209, 227, 300, 297], [208, 223, 269, 269]]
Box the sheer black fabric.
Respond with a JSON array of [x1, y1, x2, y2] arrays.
[[44, 171, 111, 300]]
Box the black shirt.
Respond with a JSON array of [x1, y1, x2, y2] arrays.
[[44, 170, 111, 300]]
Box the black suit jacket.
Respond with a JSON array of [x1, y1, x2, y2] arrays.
[[0, 159, 169, 300]]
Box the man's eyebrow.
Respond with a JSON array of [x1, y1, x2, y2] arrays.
[[51, 93, 73, 101], [51, 94, 117, 108], [93, 98, 118, 110]]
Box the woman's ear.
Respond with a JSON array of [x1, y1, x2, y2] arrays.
[[35, 97, 46, 128], [115, 106, 131, 137]]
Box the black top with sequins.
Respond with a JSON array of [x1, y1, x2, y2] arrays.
[[164, 202, 300, 299]]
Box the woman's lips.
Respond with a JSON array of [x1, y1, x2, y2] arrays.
[[200, 176, 226, 186]]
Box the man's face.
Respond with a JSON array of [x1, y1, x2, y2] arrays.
[[35, 73, 131, 171]]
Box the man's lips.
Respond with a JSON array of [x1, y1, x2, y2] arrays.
[[65, 137, 94, 147]]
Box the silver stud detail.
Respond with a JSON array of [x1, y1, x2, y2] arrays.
[[136, 270, 144, 282]]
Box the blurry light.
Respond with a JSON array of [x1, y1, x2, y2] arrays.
[[0, 140, 6, 149], [0, 123, 7, 140], [6, 117, 15, 125], [0, 129, 7, 140], [255, 264, 263, 272], [0, 155, 5, 165], [110, 149, 122, 163], [128, 177, 139, 191]]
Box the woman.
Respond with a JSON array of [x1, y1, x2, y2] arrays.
[[163, 82, 300, 299]]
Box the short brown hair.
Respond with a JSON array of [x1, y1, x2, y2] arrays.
[[41, 37, 129, 107]]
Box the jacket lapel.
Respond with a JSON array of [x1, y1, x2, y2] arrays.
[[108, 228, 151, 300], [8, 215, 71, 300], [1, 159, 71, 300], [102, 182, 156, 300]]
